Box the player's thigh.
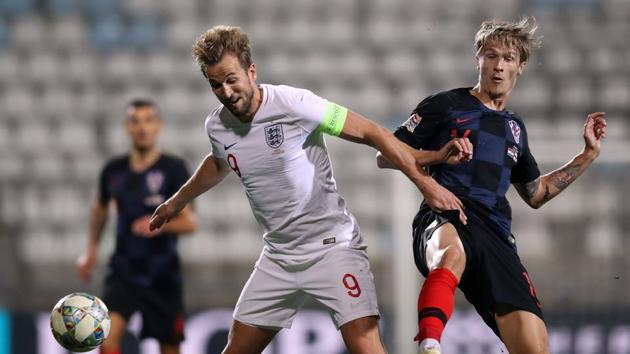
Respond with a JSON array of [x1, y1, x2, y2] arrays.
[[425, 222, 466, 278], [495, 309, 549, 354], [305, 247, 380, 329], [340, 316, 385, 354], [234, 254, 304, 329], [101, 312, 127, 348], [222, 320, 278, 354], [159, 343, 180, 354]]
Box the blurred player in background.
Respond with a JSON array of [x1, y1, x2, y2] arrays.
[[378, 17, 607, 354], [76, 99, 198, 354], [149, 25, 472, 354]]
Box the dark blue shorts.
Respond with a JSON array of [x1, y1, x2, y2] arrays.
[[412, 205, 544, 337], [103, 274, 185, 344]]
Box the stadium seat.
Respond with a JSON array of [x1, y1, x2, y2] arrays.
[[0, 19, 9, 49], [127, 17, 163, 50], [45, 0, 80, 16], [81, 0, 120, 18], [90, 16, 126, 50], [0, 0, 35, 17]]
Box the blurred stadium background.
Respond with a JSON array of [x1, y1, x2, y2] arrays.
[[0, 0, 629, 353]]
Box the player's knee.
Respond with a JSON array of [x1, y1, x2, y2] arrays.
[[528, 334, 549, 354], [511, 333, 548, 354], [431, 244, 466, 275], [521, 340, 548, 354], [345, 338, 384, 354]]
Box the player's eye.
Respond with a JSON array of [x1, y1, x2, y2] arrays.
[[209, 80, 222, 89]]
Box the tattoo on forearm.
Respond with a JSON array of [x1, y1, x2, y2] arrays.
[[524, 179, 539, 198], [548, 164, 582, 191], [543, 185, 550, 202]]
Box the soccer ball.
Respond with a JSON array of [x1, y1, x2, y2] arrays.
[[50, 292, 111, 352]]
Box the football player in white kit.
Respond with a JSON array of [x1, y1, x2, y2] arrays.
[[149, 25, 472, 354]]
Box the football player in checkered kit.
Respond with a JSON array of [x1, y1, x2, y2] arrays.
[[378, 17, 607, 354], [149, 25, 472, 354]]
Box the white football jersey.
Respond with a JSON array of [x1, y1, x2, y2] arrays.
[[205, 84, 365, 267]]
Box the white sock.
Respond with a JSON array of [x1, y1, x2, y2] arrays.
[[419, 338, 441, 351]]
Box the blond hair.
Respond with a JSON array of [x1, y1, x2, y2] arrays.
[[192, 25, 253, 77], [474, 17, 542, 64]]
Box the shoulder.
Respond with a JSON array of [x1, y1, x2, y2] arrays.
[[158, 153, 188, 170], [267, 84, 322, 105], [414, 88, 465, 112], [204, 104, 224, 130], [505, 110, 528, 130], [102, 155, 128, 173]]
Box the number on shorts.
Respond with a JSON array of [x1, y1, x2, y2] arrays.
[[227, 153, 241, 177], [522, 271, 541, 309], [342, 273, 362, 298]]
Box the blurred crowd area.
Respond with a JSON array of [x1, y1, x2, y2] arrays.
[[1, 0, 629, 324]]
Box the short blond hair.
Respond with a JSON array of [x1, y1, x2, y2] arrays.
[[192, 25, 253, 77], [474, 17, 542, 64]]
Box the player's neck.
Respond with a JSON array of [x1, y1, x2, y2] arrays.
[[130, 147, 161, 172], [469, 85, 508, 111], [239, 86, 264, 123]]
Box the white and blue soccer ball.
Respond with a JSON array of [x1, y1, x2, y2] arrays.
[[50, 292, 111, 352]]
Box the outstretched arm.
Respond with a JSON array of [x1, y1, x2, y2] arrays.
[[376, 137, 473, 169], [339, 110, 468, 224], [514, 112, 607, 209], [132, 205, 198, 238], [150, 154, 230, 231]]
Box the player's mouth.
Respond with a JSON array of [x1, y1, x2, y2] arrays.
[[491, 76, 504, 84]]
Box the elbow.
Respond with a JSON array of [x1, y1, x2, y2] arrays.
[[186, 214, 199, 234], [529, 199, 544, 209], [376, 153, 387, 169]]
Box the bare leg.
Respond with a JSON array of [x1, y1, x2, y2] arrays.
[[222, 320, 278, 354], [425, 223, 466, 278], [100, 312, 126, 353], [340, 316, 386, 354], [495, 310, 549, 354], [159, 343, 180, 354]]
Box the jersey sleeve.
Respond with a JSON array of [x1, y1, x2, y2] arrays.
[[280, 85, 347, 136], [97, 163, 111, 206], [394, 93, 449, 149], [205, 113, 225, 159], [511, 123, 541, 184]]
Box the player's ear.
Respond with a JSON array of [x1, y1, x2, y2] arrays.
[[518, 61, 526, 75], [248, 63, 257, 81]]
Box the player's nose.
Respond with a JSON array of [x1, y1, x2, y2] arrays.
[[222, 83, 234, 97]]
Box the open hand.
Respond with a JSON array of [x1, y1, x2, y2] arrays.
[[421, 179, 467, 225], [149, 200, 184, 232]]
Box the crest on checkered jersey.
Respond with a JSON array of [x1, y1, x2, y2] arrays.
[[265, 124, 284, 148], [146, 171, 164, 194], [508, 120, 521, 144]]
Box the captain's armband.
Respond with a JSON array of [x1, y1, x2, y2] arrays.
[[318, 101, 348, 136]]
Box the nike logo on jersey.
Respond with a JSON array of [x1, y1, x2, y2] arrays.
[[456, 117, 473, 124], [224, 142, 237, 150]]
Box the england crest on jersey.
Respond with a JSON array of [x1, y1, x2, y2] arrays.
[[265, 123, 284, 148], [508, 120, 521, 144]]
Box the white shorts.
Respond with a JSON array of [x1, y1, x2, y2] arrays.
[[233, 246, 380, 330]]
